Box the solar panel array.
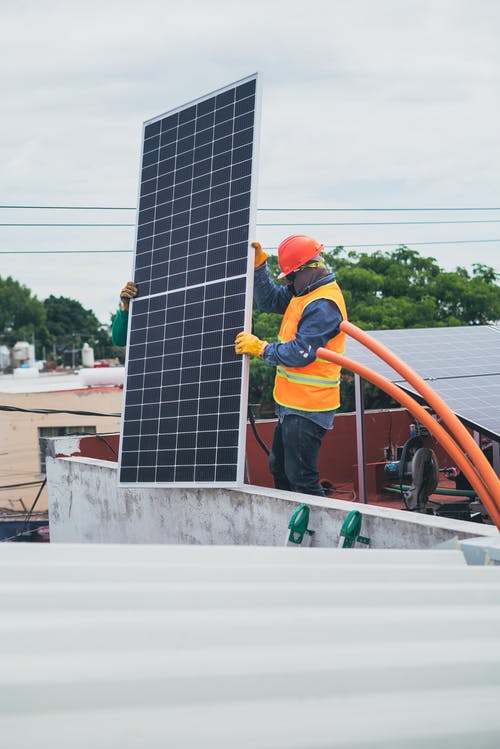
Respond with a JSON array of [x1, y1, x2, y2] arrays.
[[399, 375, 500, 440], [119, 75, 259, 486], [345, 325, 500, 439]]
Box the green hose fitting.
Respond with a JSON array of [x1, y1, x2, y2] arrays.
[[287, 504, 315, 545], [339, 510, 370, 548]]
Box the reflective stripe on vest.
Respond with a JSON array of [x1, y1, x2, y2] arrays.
[[273, 281, 347, 412], [275, 366, 341, 388]]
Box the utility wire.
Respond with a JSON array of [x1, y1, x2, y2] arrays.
[[0, 205, 136, 211], [0, 250, 133, 254], [3, 205, 500, 212], [5, 218, 500, 227], [258, 207, 500, 212], [257, 219, 500, 227], [0, 223, 135, 227], [332, 239, 500, 249], [2, 238, 500, 254]]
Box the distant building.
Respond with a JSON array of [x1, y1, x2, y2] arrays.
[[0, 346, 10, 370], [0, 370, 122, 512]]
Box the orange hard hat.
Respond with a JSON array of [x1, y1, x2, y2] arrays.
[[277, 234, 325, 278]]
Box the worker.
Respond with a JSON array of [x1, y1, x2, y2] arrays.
[[111, 281, 138, 347], [235, 236, 347, 497]]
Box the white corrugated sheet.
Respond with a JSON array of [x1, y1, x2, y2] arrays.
[[1, 543, 500, 748]]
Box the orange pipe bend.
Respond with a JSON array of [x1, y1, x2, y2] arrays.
[[340, 320, 500, 517], [316, 347, 500, 529]]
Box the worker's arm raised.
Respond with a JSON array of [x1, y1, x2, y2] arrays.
[[252, 241, 268, 268], [120, 281, 138, 311]]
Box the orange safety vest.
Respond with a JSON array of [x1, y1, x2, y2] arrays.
[[273, 281, 347, 412]]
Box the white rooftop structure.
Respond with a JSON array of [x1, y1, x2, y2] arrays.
[[1, 542, 500, 748], [0, 369, 124, 394]]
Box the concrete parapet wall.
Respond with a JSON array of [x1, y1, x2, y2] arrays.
[[46, 455, 499, 548]]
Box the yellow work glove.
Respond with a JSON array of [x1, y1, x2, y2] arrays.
[[120, 281, 138, 310], [234, 331, 269, 358], [252, 241, 268, 268]]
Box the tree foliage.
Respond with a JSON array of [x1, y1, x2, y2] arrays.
[[249, 246, 500, 415], [0, 276, 52, 349], [0, 278, 114, 360], [44, 295, 113, 358]]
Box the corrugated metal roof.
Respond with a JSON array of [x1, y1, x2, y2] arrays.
[[1, 544, 500, 748]]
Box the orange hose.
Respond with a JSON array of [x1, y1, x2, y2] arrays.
[[317, 347, 500, 528], [340, 321, 500, 518]]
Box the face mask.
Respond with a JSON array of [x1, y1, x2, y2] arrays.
[[285, 261, 325, 283], [291, 263, 329, 295]]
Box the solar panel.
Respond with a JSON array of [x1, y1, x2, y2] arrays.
[[345, 325, 500, 381], [344, 326, 500, 439], [119, 75, 260, 486], [399, 376, 500, 441]]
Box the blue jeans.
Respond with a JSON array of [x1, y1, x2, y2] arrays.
[[269, 415, 327, 497]]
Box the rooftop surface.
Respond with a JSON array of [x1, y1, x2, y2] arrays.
[[1, 542, 499, 748]]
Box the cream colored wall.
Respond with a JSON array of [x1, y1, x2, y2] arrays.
[[0, 388, 122, 512]]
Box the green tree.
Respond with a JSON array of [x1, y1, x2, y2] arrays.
[[432, 265, 500, 325], [0, 276, 52, 352], [249, 247, 500, 414], [44, 295, 114, 359]]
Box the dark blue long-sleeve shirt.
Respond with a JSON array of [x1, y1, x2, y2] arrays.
[[253, 262, 343, 429]]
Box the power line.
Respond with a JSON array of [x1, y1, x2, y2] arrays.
[[1, 238, 500, 255], [258, 207, 500, 212], [258, 219, 500, 227], [0, 250, 132, 254], [0, 205, 136, 211], [332, 239, 500, 249], [3, 204, 500, 212], [4, 218, 500, 227], [0, 223, 135, 227]]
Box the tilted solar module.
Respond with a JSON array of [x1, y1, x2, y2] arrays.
[[119, 75, 260, 486], [344, 325, 500, 439], [398, 375, 500, 441], [345, 325, 500, 381]]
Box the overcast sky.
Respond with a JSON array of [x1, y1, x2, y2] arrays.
[[1, 0, 499, 324]]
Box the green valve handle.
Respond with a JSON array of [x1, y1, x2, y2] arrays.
[[286, 503, 315, 545], [339, 510, 370, 548]]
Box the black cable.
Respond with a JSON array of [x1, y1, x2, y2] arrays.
[[386, 411, 393, 461], [247, 407, 270, 456], [0, 404, 120, 417], [0, 480, 45, 490], [95, 435, 119, 459], [17, 478, 47, 542]]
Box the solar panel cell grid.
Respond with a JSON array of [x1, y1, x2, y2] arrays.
[[119, 76, 258, 486], [346, 326, 500, 439]]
